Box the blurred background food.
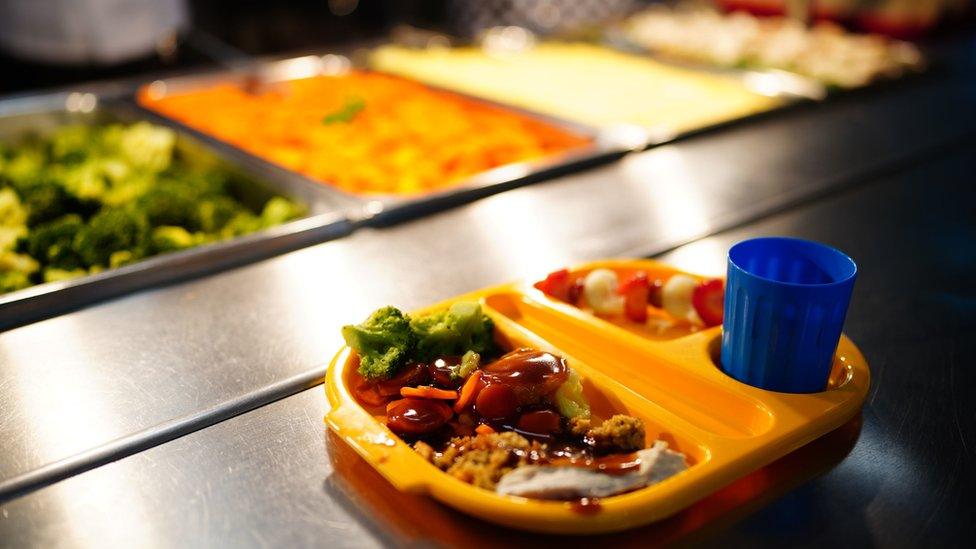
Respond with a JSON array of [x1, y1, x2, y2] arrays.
[[1, 0, 971, 293], [622, 4, 924, 88], [371, 42, 784, 134], [0, 0, 971, 94], [139, 70, 591, 196], [0, 121, 304, 294]]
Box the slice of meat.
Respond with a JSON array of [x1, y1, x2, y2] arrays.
[[495, 440, 687, 499]]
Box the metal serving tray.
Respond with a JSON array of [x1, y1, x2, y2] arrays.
[[0, 91, 354, 331], [135, 54, 641, 226], [600, 28, 830, 102]]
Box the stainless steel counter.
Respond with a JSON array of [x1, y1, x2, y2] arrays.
[[3, 72, 974, 492], [3, 137, 972, 548], [1, 45, 975, 547]]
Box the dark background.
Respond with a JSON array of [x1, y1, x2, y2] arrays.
[[0, 0, 441, 94]]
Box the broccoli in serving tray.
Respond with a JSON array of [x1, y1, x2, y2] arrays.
[[0, 122, 306, 295]]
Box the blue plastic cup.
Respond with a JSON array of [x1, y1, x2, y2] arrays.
[[721, 237, 857, 393]]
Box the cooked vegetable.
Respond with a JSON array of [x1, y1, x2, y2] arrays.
[[322, 96, 365, 124], [343, 302, 496, 382], [386, 398, 453, 436], [554, 368, 590, 419], [139, 71, 590, 195], [42, 268, 87, 283], [411, 301, 495, 362], [73, 208, 150, 267], [0, 250, 38, 293], [342, 306, 415, 381], [21, 214, 85, 270], [400, 386, 458, 400], [454, 370, 484, 413], [0, 188, 28, 251], [451, 350, 481, 381], [150, 226, 199, 254], [0, 122, 305, 295]]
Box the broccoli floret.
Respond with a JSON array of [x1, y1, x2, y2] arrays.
[[136, 183, 201, 230], [103, 122, 176, 173], [220, 211, 261, 238], [0, 270, 32, 293], [150, 226, 200, 254], [0, 187, 29, 252], [410, 301, 495, 361], [342, 306, 416, 381], [49, 125, 93, 164], [20, 214, 85, 270], [73, 209, 149, 268], [101, 172, 151, 207], [166, 169, 228, 198], [18, 180, 83, 226], [197, 196, 244, 233], [259, 196, 304, 227], [1, 148, 44, 187], [0, 187, 28, 227], [0, 225, 26, 252], [53, 161, 108, 202], [554, 368, 591, 419], [42, 267, 88, 283], [108, 250, 137, 268], [0, 250, 40, 294], [450, 350, 481, 382]]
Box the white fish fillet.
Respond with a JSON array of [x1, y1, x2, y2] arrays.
[[495, 440, 687, 499]]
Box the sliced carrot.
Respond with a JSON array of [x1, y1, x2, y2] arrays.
[[454, 370, 484, 413], [354, 382, 391, 408], [475, 424, 495, 435], [400, 386, 458, 400]]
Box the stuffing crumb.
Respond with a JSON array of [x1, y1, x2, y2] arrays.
[[568, 417, 592, 437], [427, 432, 546, 490], [413, 440, 436, 462], [585, 414, 645, 454], [412, 416, 648, 490]]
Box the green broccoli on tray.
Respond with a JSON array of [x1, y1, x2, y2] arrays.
[[0, 122, 306, 295], [342, 302, 496, 381]]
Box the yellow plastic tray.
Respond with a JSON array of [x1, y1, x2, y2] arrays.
[[324, 259, 870, 534]]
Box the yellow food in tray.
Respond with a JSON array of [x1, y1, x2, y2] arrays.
[[139, 71, 591, 196], [371, 43, 784, 135]]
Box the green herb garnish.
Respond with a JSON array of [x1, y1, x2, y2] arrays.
[[322, 97, 365, 124]]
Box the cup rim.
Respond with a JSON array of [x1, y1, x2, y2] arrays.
[[728, 236, 857, 288]]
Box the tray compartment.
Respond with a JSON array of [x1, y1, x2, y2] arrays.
[[529, 261, 712, 341], [484, 292, 773, 438], [0, 92, 352, 330]]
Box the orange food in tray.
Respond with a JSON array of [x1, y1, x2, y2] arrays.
[[139, 71, 591, 196]]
